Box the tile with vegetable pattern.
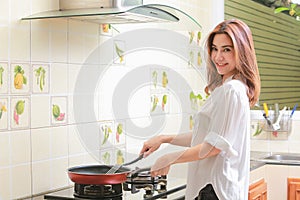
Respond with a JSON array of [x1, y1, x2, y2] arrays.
[[51, 96, 67, 125], [0, 63, 8, 94], [11, 63, 30, 94], [0, 97, 8, 130], [11, 96, 30, 129], [32, 64, 49, 93]]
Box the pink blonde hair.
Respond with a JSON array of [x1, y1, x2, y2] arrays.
[[205, 19, 260, 107]]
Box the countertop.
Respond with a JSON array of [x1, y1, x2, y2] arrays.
[[23, 151, 300, 200], [250, 151, 300, 171]]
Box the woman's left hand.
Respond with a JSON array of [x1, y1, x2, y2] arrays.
[[150, 151, 184, 177], [151, 154, 171, 177], [151, 154, 171, 176]]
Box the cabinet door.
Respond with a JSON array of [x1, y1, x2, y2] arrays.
[[249, 178, 267, 200], [288, 178, 300, 200]]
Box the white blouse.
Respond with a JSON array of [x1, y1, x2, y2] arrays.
[[186, 77, 250, 200]]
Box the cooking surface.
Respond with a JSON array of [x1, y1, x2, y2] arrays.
[[44, 177, 186, 200]]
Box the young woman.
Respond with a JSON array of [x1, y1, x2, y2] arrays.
[[140, 19, 260, 199]]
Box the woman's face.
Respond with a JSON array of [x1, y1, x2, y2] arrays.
[[211, 33, 237, 81]]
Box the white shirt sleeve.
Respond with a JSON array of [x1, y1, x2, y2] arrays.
[[203, 80, 248, 159]]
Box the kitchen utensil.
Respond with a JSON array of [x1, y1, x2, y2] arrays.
[[68, 165, 132, 185], [272, 106, 287, 131], [262, 103, 272, 126], [290, 103, 298, 118], [68, 154, 145, 185], [106, 153, 144, 174], [67, 164, 153, 185], [263, 103, 269, 116], [274, 103, 279, 122]]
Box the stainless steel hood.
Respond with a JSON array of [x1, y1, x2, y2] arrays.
[[22, 0, 180, 24]]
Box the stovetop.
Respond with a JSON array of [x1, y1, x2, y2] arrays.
[[44, 177, 186, 200]]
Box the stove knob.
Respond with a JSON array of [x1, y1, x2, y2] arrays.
[[158, 179, 167, 198], [143, 184, 154, 198]]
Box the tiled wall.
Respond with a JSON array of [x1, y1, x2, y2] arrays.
[[0, 0, 224, 199], [0, 1, 102, 198]]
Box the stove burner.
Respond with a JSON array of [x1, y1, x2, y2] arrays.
[[74, 183, 123, 199], [123, 168, 169, 198]]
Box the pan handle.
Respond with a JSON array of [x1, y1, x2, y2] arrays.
[[123, 154, 144, 166], [131, 167, 152, 178]]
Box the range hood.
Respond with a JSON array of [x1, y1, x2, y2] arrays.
[[22, 0, 180, 24]]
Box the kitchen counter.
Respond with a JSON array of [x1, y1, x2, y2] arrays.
[[250, 151, 300, 170], [250, 151, 270, 170], [22, 151, 300, 200]]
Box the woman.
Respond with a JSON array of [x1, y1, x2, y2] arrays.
[[140, 19, 260, 199]]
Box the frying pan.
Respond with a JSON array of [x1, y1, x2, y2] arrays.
[[68, 165, 132, 185], [68, 154, 145, 185]]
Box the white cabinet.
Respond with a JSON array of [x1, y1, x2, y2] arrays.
[[250, 164, 300, 200], [250, 165, 266, 184], [265, 165, 289, 200]]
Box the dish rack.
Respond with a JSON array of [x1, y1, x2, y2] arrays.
[[251, 112, 292, 140]]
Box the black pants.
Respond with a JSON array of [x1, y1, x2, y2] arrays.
[[195, 184, 219, 200]]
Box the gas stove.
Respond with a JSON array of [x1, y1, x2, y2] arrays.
[[44, 170, 186, 200]]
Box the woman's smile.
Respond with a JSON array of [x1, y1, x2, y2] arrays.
[[211, 33, 237, 81]]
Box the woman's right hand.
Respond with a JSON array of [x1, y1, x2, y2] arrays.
[[140, 135, 166, 157]]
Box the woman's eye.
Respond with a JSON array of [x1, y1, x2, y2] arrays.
[[224, 48, 231, 52], [211, 47, 217, 51]]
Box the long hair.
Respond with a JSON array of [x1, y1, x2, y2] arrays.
[[205, 19, 260, 107]]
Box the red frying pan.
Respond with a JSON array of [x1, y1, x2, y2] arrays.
[[68, 154, 144, 185]]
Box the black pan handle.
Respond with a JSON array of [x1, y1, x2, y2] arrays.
[[131, 167, 151, 178], [122, 154, 144, 166]]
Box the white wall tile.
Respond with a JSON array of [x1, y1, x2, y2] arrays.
[[51, 126, 68, 158], [10, 25, 31, 61], [50, 28, 68, 63], [31, 96, 50, 128], [50, 63, 68, 94], [68, 125, 86, 155], [84, 35, 99, 64], [269, 140, 290, 153], [51, 158, 69, 190], [287, 141, 300, 154], [68, 33, 85, 64], [31, 128, 51, 161], [68, 20, 99, 64], [32, 161, 51, 194], [67, 64, 81, 95], [10, 130, 31, 165], [68, 154, 90, 168], [31, 26, 50, 62], [0, 132, 10, 167], [250, 139, 270, 152], [0, 168, 11, 200], [11, 164, 31, 199], [0, 27, 9, 61]]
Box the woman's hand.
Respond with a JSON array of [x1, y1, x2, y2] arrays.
[[150, 154, 171, 176], [150, 151, 184, 177], [140, 135, 165, 157]]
